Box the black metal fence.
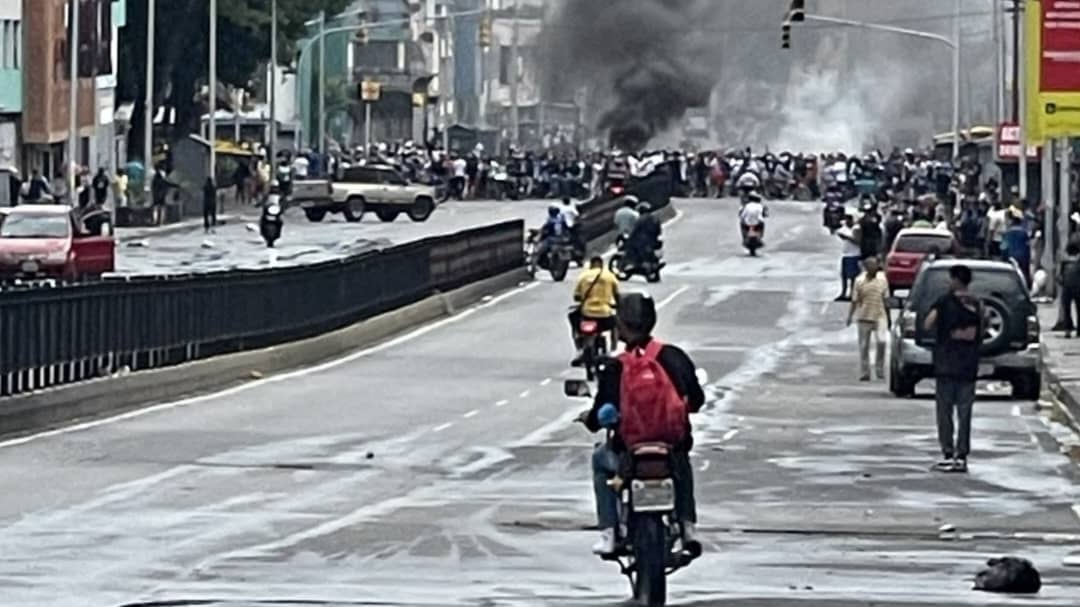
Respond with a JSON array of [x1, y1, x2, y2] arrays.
[[0, 220, 524, 397]]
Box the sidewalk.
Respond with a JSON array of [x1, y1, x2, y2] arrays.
[[116, 214, 242, 241], [1039, 302, 1080, 434]]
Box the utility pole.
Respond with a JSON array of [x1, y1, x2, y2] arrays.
[[209, 0, 218, 179], [318, 11, 326, 155], [269, 0, 277, 162], [144, 0, 156, 201], [993, 0, 1005, 125], [1017, 0, 1028, 201], [509, 0, 520, 147], [951, 0, 961, 163], [69, 0, 80, 202], [1011, 0, 1021, 121]]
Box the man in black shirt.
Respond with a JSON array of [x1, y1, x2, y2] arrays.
[[923, 264, 982, 473], [578, 292, 705, 555]]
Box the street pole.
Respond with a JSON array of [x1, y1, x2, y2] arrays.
[[1017, 0, 1028, 202], [444, 13, 453, 153], [269, 0, 277, 163], [1041, 140, 1055, 284], [1011, 0, 1021, 121], [364, 101, 372, 153], [951, 0, 961, 164], [209, 0, 217, 180], [1060, 137, 1072, 259], [69, 0, 80, 203], [144, 0, 155, 202], [509, 0, 520, 147], [318, 10, 326, 155], [993, 0, 1005, 125]]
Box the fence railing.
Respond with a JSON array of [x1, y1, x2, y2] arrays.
[[0, 220, 524, 397]]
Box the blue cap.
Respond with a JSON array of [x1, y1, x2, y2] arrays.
[[598, 403, 619, 429]]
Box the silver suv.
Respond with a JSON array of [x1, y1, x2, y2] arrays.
[[889, 259, 1041, 400]]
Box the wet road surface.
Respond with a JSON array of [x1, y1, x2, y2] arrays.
[[0, 199, 1077, 606], [115, 199, 550, 275]]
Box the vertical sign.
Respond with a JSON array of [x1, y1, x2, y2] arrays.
[[1026, 0, 1080, 143]]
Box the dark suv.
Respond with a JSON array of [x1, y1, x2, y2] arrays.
[[889, 259, 1041, 399]]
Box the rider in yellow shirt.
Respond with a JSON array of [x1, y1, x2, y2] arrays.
[[569, 256, 620, 364]]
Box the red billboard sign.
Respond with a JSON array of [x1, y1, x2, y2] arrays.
[[1041, 2, 1080, 92], [995, 123, 1039, 162]]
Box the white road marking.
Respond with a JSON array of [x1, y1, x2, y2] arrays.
[[1072, 504, 1080, 522], [1012, 404, 1022, 417], [0, 281, 541, 450], [519, 389, 531, 398], [495, 399, 509, 407], [699, 459, 711, 472], [539, 378, 552, 386], [722, 429, 739, 442], [462, 409, 479, 419], [433, 422, 454, 433], [657, 285, 690, 310]]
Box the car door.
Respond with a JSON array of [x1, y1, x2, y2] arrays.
[[378, 169, 409, 204], [70, 214, 115, 274]]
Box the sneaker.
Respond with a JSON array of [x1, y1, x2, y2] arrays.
[[859, 375, 871, 382], [951, 458, 968, 473], [592, 528, 617, 555], [834, 294, 850, 302], [932, 458, 955, 472], [570, 354, 584, 367]]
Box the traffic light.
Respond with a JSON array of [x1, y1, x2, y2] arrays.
[[782, 21, 791, 49], [479, 14, 492, 48], [355, 19, 369, 46], [789, 0, 805, 22]]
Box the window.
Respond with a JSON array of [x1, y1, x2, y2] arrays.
[[498, 45, 510, 85], [0, 20, 19, 70]]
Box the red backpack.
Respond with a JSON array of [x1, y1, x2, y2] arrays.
[[617, 340, 689, 448]]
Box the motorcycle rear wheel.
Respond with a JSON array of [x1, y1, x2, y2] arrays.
[[550, 256, 570, 282], [632, 514, 668, 607]]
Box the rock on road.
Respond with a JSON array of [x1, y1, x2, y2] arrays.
[[0, 199, 1078, 606], [115, 199, 553, 275]]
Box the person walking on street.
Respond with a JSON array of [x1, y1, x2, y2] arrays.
[[1001, 212, 1031, 286], [113, 168, 129, 208], [835, 214, 861, 301], [151, 165, 179, 226], [92, 167, 110, 208], [923, 264, 982, 473], [847, 256, 891, 381], [1058, 241, 1080, 338], [202, 177, 217, 233]]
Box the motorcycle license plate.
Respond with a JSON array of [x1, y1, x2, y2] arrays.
[[631, 479, 675, 513], [579, 320, 598, 334], [20, 261, 39, 274]]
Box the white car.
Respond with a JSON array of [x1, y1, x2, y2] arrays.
[[295, 164, 438, 224]]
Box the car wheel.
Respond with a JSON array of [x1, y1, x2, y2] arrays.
[[407, 197, 435, 222], [375, 209, 399, 222], [343, 197, 365, 222], [304, 208, 327, 222], [979, 296, 1013, 357], [1011, 372, 1042, 401]]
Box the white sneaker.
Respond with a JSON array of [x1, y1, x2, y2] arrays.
[[592, 528, 617, 555]]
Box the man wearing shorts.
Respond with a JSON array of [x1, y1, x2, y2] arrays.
[[835, 214, 861, 301]]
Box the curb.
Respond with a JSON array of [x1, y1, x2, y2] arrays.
[[0, 268, 530, 438], [117, 214, 242, 241], [1041, 344, 1080, 435]]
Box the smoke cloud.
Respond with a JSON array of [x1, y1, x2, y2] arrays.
[[540, 0, 713, 151]]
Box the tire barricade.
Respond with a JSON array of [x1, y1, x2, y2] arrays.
[[0, 220, 524, 397]]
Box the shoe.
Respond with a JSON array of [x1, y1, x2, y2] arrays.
[[682, 521, 702, 551], [592, 528, 617, 555], [570, 354, 584, 367], [875, 370, 885, 380], [834, 294, 850, 302], [932, 458, 954, 472], [951, 458, 968, 473], [859, 375, 871, 382]]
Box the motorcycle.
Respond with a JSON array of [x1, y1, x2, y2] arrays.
[[260, 197, 284, 247], [574, 312, 612, 381], [743, 224, 763, 256], [508, 175, 531, 201], [525, 230, 573, 281], [564, 377, 706, 607], [609, 238, 664, 283]]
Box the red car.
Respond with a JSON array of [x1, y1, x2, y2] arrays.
[[885, 228, 956, 293], [0, 205, 115, 281]]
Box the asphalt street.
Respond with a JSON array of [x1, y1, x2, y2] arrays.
[[114, 199, 552, 275], [0, 198, 1078, 606]]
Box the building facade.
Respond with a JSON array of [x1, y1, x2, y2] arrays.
[[0, 0, 21, 180]]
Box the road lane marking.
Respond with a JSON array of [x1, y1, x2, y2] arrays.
[[0, 279, 541, 450], [657, 285, 690, 310], [1073, 504, 1080, 522], [433, 422, 454, 433], [519, 389, 531, 398], [700, 459, 710, 472], [495, 399, 509, 407], [463, 409, 479, 419], [722, 429, 739, 442], [540, 378, 552, 386]]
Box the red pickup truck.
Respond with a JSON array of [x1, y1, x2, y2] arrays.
[[0, 205, 115, 281]]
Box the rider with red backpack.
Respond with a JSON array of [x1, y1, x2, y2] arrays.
[[579, 292, 705, 555]]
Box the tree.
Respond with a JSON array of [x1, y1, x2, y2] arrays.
[[118, 0, 352, 157]]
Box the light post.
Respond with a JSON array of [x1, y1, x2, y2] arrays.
[[209, 0, 218, 180], [269, 0, 277, 162], [69, 0, 80, 202], [144, 0, 156, 201]]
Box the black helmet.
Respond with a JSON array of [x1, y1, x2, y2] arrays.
[[617, 292, 657, 336]]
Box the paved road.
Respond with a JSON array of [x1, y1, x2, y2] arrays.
[[115, 199, 551, 275], [0, 199, 1078, 606]]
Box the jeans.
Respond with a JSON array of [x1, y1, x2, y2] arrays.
[[1061, 286, 1080, 331], [857, 320, 886, 378], [935, 377, 976, 458], [592, 441, 696, 530]]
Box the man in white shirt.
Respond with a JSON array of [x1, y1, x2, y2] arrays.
[[985, 201, 1007, 257], [836, 214, 862, 301], [451, 155, 467, 200], [738, 192, 767, 242], [847, 256, 892, 381]]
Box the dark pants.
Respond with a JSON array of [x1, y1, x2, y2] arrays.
[[203, 205, 216, 231], [593, 442, 696, 529], [1061, 285, 1080, 332], [935, 377, 975, 458]]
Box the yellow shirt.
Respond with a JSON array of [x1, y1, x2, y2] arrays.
[[575, 267, 619, 318], [853, 272, 889, 323]]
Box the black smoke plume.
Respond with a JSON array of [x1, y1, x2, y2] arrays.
[[540, 0, 714, 151]]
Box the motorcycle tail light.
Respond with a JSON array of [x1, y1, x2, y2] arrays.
[[580, 320, 598, 334], [610, 186, 624, 195]]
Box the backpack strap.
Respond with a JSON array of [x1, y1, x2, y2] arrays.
[[642, 339, 664, 360]]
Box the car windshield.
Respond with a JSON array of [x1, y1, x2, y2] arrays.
[[0, 214, 69, 238], [915, 267, 1026, 306], [894, 234, 953, 254]]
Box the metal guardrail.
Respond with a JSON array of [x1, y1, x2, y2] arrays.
[[0, 220, 525, 397]]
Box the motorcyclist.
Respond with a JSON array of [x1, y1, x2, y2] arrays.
[[613, 195, 640, 241], [625, 202, 661, 270], [535, 205, 568, 267], [739, 190, 767, 242], [735, 171, 761, 201], [569, 256, 620, 365], [579, 292, 705, 555], [560, 197, 584, 259]]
